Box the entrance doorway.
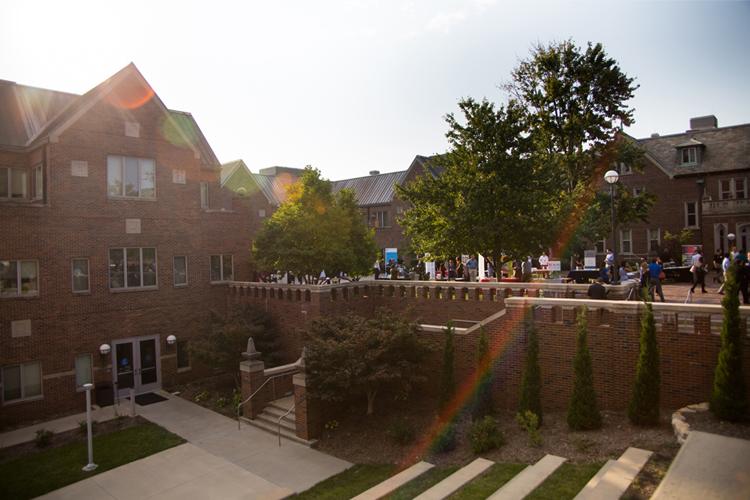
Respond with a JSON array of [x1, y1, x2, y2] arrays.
[[739, 224, 750, 253], [112, 336, 161, 397]]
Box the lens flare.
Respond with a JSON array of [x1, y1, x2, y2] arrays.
[[105, 80, 154, 110], [161, 113, 199, 149]]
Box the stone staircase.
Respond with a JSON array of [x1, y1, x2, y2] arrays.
[[240, 396, 316, 446]]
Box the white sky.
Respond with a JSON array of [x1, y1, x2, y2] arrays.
[[2, 0, 748, 180]]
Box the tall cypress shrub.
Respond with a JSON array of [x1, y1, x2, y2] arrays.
[[711, 265, 748, 421], [567, 307, 601, 430], [440, 322, 456, 408], [628, 300, 660, 425], [471, 327, 494, 419], [519, 320, 543, 425]]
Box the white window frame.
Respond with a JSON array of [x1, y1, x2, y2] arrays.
[[680, 147, 697, 166], [0, 260, 39, 298], [209, 254, 234, 283], [0, 167, 28, 200], [685, 201, 699, 228], [173, 255, 188, 287], [735, 177, 747, 199], [719, 178, 748, 200], [176, 340, 191, 371], [71, 258, 90, 294], [107, 155, 156, 199], [108, 247, 158, 291], [374, 210, 388, 228], [32, 164, 43, 201], [1, 362, 42, 404], [74, 354, 93, 390], [200, 182, 209, 209], [620, 229, 632, 254], [648, 228, 661, 251]]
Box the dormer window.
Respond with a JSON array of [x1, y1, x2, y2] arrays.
[[680, 147, 697, 165]]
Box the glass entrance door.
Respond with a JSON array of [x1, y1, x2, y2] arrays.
[[112, 336, 161, 397]]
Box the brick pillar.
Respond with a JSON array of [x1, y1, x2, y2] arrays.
[[239, 359, 266, 418], [293, 372, 321, 441]]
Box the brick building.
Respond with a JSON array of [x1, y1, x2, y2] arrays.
[[0, 64, 255, 424]]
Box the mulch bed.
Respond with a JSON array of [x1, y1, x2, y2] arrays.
[[171, 374, 239, 419], [683, 410, 750, 440]]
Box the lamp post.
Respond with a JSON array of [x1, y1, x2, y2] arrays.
[[604, 169, 620, 281]]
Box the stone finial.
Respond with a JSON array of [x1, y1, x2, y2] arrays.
[[241, 337, 262, 361], [297, 346, 307, 370]]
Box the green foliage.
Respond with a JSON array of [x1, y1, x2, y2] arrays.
[[516, 410, 542, 447], [231, 389, 242, 409], [663, 229, 694, 264], [190, 304, 283, 381], [34, 429, 53, 448], [628, 301, 661, 425], [253, 167, 377, 278], [711, 265, 748, 421], [78, 420, 97, 435], [440, 322, 456, 408], [469, 416, 505, 454], [430, 421, 457, 454], [519, 321, 543, 426], [471, 328, 494, 420], [305, 310, 429, 415], [567, 307, 602, 430], [387, 420, 416, 445], [193, 390, 208, 403]]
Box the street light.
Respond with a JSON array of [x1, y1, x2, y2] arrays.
[[604, 169, 620, 282]]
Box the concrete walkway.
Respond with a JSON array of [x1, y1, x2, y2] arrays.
[[652, 431, 750, 500]]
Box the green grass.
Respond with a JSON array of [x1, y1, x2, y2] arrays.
[[0, 422, 184, 500], [448, 463, 527, 499], [385, 465, 460, 500], [292, 464, 395, 499], [525, 462, 603, 500]]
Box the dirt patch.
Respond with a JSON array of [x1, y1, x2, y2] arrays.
[[683, 410, 750, 440], [0, 416, 145, 464], [622, 451, 674, 500], [172, 374, 239, 419]]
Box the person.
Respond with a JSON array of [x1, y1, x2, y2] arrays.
[[690, 249, 707, 293], [574, 254, 583, 270], [447, 259, 456, 280], [587, 279, 608, 300], [466, 255, 478, 282], [318, 269, 329, 285], [599, 261, 610, 284], [455, 257, 465, 280], [373, 259, 381, 280], [737, 251, 750, 304], [648, 257, 666, 302], [538, 251, 549, 277], [712, 249, 723, 284], [521, 256, 533, 282], [618, 261, 630, 283], [717, 253, 731, 294], [639, 258, 650, 294]]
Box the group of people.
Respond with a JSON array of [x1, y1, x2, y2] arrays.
[[429, 255, 480, 281]]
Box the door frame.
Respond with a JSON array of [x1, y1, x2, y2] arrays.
[[111, 335, 162, 397]]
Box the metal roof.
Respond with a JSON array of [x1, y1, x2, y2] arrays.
[[332, 170, 408, 206]]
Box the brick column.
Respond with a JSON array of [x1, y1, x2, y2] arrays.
[[293, 372, 321, 441], [239, 359, 266, 418]]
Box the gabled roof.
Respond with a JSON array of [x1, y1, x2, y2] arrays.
[[220, 159, 296, 206], [332, 170, 408, 206], [0, 80, 76, 148]]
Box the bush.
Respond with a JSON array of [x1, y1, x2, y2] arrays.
[[471, 328, 494, 420], [519, 320, 543, 426], [567, 307, 602, 430], [516, 410, 542, 447], [34, 428, 53, 448], [440, 322, 456, 409], [78, 420, 98, 435], [470, 416, 505, 454], [711, 265, 748, 421], [387, 420, 416, 445], [430, 421, 457, 454], [628, 300, 661, 425]]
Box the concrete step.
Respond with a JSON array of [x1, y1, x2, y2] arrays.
[[488, 454, 566, 500], [256, 412, 296, 433], [239, 416, 316, 447], [263, 404, 296, 420], [351, 461, 435, 500], [413, 457, 494, 500], [574, 447, 652, 500]]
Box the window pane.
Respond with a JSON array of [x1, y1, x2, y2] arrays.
[[22, 363, 41, 398], [126, 248, 142, 287], [0, 167, 8, 197], [20, 261, 38, 295], [0, 261, 19, 297], [736, 179, 746, 199], [72, 259, 89, 292], [176, 341, 190, 369], [201, 183, 209, 209], [210, 255, 221, 281], [124, 157, 139, 197], [11, 169, 27, 198], [34, 166, 43, 199], [109, 249, 125, 288], [174, 256, 187, 285], [107, 156, 123, 196], [2, 366, 21, 401], [140, 159, 155, 198], [222, 255, 233, 281], [75, 355, 92, 387], [142, 248, 157, 286]]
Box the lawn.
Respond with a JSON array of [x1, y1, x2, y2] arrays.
[[386, 465, 459, 499], [0, 422, 184, 500], [447, 463, 527, 499], [525, 462, 603, 499], [291, 464, 395, 499]]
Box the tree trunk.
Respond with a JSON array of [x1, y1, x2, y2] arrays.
[[366, 390, 377, 415]]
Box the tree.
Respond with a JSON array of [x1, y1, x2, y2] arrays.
[[711, 265, 748, 421], [190, 304, 282, 386], [253, 167, 377, 279], [628, 300, 660, 425], [519, 320, 543, 426], [440, 322, 456, 408], [567, 307, 602, 430], [662, 229, 694, 265], [305, 310, 429, 415], [471, 327, 494, 420]]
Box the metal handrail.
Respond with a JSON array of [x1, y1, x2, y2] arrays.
[[236, 372, 294, 430], [278, 403, 295, 447]]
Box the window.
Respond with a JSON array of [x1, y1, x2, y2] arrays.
[[618, 162, 632, 175], [173, 256, 188, 286], [736, 178, 747, 199], [633, 186, 645, 196], [719, 178, 747, 200], [2, 362, 42, 403], [32, 165, 43, 201], [109, 248, 157, 290], [685, 201, 698, 228], [75, 354, 92, 388], [258, 209, 266, 218], [648, 228, 661, 251], [71, 258, 90, 293], [680, 147, 697, 165], [595, 239, 606, 254], [107, 155, 155, 199], [210, 254, 233, 282], [176, 341, 190, 370], [0, 260, 38, 297], [200, 182, 209, 209], [620, 229, 632, 254], [0, 167, 27, 200], [373, 210, 388, 228]]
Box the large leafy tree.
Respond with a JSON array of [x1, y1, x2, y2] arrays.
[[253, 167, 377, 278]]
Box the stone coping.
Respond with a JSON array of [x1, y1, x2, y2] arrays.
[[671, 402, 709, 444], [505, 296, 750, 315]]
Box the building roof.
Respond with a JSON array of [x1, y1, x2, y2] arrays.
[[220, 159, 296, 206], [332, 170, 408, 206], [0, 80, 76, 148], [635, 123, 750, 177]]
